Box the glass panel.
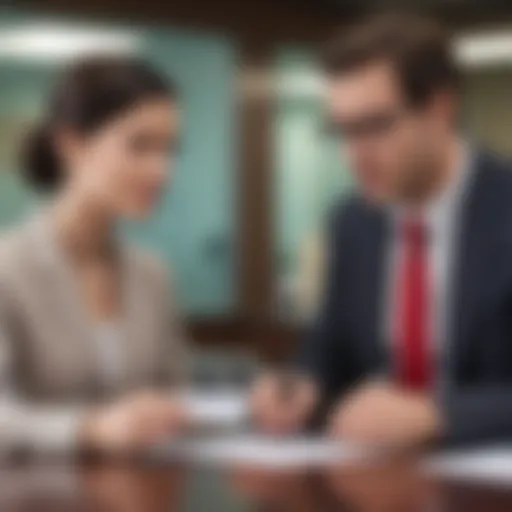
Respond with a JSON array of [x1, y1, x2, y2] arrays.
[[273, 48, 352, 322], [0, 9, 237, 316]]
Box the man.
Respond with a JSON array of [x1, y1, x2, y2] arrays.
[[253, 13, 512, 447]]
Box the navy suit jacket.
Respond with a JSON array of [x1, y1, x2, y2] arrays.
[[299, 150, 512, 445]]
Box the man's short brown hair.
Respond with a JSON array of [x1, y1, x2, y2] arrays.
[[321, 13, 461, 107]]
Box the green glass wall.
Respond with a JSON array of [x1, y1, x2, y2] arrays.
[[274, 48, 352, 315]]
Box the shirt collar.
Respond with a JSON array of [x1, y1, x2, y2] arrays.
[[390, 141, 473, 237]]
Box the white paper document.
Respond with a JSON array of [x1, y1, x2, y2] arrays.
[[181, 389, 250, 427], [172, 436, 364, 469], [424, 446, 512, 487]]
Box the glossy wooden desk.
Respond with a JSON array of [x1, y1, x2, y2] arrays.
[[0, 456, 510, 511]]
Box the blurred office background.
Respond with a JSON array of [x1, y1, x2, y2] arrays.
[[0, 0, 511, 368]]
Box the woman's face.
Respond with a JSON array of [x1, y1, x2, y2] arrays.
[[63, 97, 180, 219]]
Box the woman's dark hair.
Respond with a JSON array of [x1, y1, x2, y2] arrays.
[[22, 55, 177, 191]]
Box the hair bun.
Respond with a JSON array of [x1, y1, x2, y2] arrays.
[[21, 124, 62, 192]]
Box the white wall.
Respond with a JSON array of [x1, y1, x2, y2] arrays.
[[463, 69, 512, 156]]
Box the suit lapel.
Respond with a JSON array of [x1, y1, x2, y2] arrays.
[[120, 248, 157, 388], [449, 153, 494, 374], [29, 215, 99, 396], [120, 250, 142, 388], [358, 205, 390, 372]]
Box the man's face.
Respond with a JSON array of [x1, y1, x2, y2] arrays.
[[327, 60, 452, 205]]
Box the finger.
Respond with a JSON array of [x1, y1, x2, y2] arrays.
[[165, 404, 188, 434], [328, 414, 343, 439], [256, 406, 290, 435]]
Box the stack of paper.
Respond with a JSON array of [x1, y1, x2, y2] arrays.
[[423, 446, 512, 487], [181, 389, 250, 427], [158, 436, 364, 469], [165, 389, 364, 469]]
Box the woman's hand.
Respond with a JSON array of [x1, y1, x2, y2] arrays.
[[80, 390, 187, 455], [251, 372, 319, 435]]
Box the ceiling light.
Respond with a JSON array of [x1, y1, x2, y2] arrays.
[[0, 24, 141, 62], [455, 31, 512, 68]]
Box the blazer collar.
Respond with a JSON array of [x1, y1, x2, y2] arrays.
[[450, 149, 500, 370], [27, 211, 150, 394]]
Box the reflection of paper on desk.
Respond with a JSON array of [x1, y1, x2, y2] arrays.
[[424, 447, 512, 488], [181, 389, 249, 427], [180, 436, 364, 469]]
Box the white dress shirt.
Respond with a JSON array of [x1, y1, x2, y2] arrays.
[[383, 146, 473, 377]]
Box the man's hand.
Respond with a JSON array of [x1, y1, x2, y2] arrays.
[[329, 383, 443, 448], [80, 390, 187, 454], [251, 372, 319, 435]]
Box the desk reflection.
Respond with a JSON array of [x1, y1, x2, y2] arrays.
[[326, 458, 435, 512], [0, 464, 185, 512], [229, 459, 431, 512], [230, 468, 327, 511], [0, 458, 511, 511], [81, 465, 185, 511]]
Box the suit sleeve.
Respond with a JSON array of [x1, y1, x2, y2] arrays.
[[0, 275, 85, 454], [296, 202, 358, 400], [442, 385, 512, 445]]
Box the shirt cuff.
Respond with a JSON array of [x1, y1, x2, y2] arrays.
[[0, 404, 85, 455]]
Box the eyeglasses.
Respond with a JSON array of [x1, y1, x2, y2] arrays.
[[325, 108, 408, 142]]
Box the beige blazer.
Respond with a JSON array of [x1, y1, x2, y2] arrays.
[[0, 214, 187, 406]]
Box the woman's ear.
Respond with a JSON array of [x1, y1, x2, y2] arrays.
[[53, 127, 84, 172]]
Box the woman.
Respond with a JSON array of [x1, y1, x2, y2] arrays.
[[0, 56, 187, 454]]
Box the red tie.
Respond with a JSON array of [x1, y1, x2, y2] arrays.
[[396, 218, 431, 390]]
